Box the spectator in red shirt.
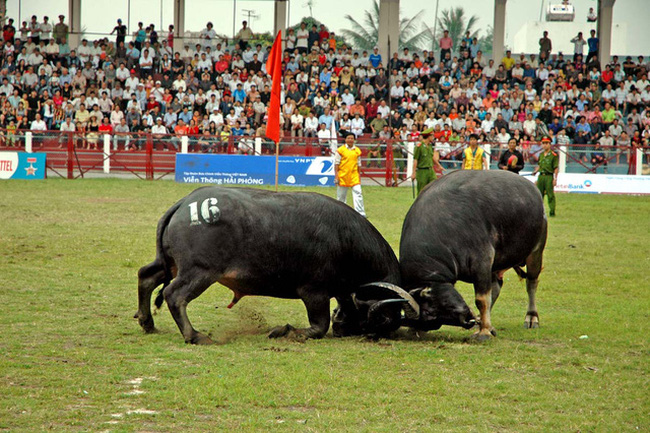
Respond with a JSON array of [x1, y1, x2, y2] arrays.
[[318, 24, 329, 45], [215, 55, 229, 73], [98, 117, 113, 136], [365, 97, 378, 122], [601, 65, 613, 85], [145, 96, 160, 112]]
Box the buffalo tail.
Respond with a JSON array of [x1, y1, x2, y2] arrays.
[[153, 198, 183, 309]]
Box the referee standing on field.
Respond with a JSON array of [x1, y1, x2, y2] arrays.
[[334, 132, 366, 217], [411, 128, 442, 195], [532, 137, 559, 216]]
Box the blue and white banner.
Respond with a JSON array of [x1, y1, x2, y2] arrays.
[[0, 152, 46, 180], [175, 154, 335, 187], [524, 172, 650, 195]]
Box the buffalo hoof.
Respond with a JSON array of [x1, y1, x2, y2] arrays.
[[136, 314, 156, 334], [189, 333, 214, 345], [524, 314, 540, 329], [472, 331, 493, 342], [268, 324, 296, 339]]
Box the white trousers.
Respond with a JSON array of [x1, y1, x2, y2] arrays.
[[337, 184, 366, 217]]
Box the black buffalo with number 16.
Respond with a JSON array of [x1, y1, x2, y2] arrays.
[[134, 186, 421, 344]]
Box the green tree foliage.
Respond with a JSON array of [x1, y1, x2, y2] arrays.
[[422, 7, 492, 56], [340, 0, 430, 51], [433, 6, 479, 52], [289, 16, 349, 49]]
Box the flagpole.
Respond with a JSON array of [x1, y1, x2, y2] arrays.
[[274, 137, 279, 191], [265, 30, 283, 192]]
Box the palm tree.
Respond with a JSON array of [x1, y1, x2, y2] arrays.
[[478, 25, 494, 56], [425, 7, 480, 53], [341, 0, 430, 51]]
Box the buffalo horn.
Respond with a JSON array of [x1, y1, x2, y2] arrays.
[[360, 282, 420, 319]]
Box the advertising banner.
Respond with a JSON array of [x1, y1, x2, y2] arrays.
[[524, 172, 650, 195], [175, 154, 335, 187], [0, 152, 46, 180]]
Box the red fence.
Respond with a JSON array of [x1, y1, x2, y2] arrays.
[[1, 129, 647, 182]]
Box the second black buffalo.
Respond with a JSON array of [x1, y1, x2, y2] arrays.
[[399, 170, 548, 340]]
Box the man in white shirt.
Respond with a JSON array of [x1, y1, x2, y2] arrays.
[[76, 39, 92, 64], [58, 117, 75, 148], [481, 113, 494, 134], [139, 49, 153, 77], [350, 114, 365, 138], [340, 88, 355, 107], [172, 74, 186, 93], [304, 112, 318, 137], [31, 113, 47, 131], [0, 78, 14, 96], [209, 108, 224, 127], [376, 101, 390, 119], [636, 74, 650, 93], [28, 48, 44, 66], [115, 63, 130, 83], [295, 23, 309, 53], [290, 111, 304, 137], [200, 22, 217, 49], [197, 53, 212, 72], [151, 117, 167, 135], [424, 112, 437, 130], [390, 80, 405, 99], [316, 123, 332, 154], [40, 16, 53, 41], [482, 60, 496, 80], [30, 113, 47, 147], [601, 83, 616, 105], [523, 114, 537, 137], [496, 128, 511, 150]]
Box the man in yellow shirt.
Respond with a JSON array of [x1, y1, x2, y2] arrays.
[[335, 133, 366, 217], [501, 50, 515, 70], [462, 134, 488, 170]]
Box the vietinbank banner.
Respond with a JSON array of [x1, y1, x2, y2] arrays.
[[524, 173, 650, 195], [175, 154, 335, 187], [0, 152, 46, 179]]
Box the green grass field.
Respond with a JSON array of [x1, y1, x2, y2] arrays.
[[1, 179, 648, 432]]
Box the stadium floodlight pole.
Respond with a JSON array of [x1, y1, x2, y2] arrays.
[[233, 0, 237, 40], [387, 35, 392, 131], [432, 0, 439, 52]]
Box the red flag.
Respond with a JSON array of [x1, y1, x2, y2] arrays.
[[265, 30, 282, 144]]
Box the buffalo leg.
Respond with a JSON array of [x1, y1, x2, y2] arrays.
[[491, 272, 504, 308], [269, 291, 330, 339], [524, 246, 544, 329], [134, 260, 166, 333], [164, 271, 215, 345], [473, 275, 496, 340]]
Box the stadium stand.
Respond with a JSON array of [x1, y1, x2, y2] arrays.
[[0, 14, 648, 176]]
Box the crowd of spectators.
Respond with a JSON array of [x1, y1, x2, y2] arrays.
[[0, 14, 649, 167]]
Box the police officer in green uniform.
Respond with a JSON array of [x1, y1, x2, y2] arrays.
[[411, 128, 443, 195], [533, 137, 559, 216]]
